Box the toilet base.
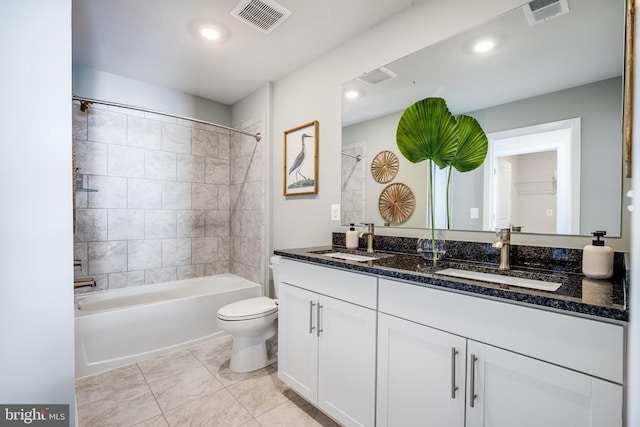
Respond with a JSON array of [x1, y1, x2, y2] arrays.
[[229, 323, 277, 373]]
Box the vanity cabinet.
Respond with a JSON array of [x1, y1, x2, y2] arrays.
[[378, 313, 621, 427], [278, 259, 377, 427], [377, 279, 624, 427], [377, 313, 466, 427]]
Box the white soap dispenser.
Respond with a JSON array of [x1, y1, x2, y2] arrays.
[[346, 223, 359, 249], [582, 231, 614, 279]]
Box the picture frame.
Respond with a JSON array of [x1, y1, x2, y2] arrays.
[[624, 0, 636, 178], [284, 121, 319, 196]]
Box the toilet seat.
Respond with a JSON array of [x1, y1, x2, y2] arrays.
[[217, 297, 278, 321]]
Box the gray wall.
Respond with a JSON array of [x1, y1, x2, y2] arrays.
[[0, 1, 76, 424], [467, 77, 623, 236], [343, 77, 624, 236]]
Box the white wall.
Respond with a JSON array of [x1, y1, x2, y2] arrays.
[[0, 1, 76, 424], [271, 0, 629, 251], [74, 64, 232, 125], [627, 5, 640, 424]]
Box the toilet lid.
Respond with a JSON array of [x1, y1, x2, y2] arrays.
[[217, 297, 278, 321]]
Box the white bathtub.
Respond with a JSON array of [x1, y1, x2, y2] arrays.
[[74, 274, 261, 378]]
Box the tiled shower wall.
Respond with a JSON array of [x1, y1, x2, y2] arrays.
[[341, 143, 365, 225], [72, 101, 265, 291]]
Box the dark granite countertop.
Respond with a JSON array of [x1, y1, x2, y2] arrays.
[[274, 245, 628, 322]]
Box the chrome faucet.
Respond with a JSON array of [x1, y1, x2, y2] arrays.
[[359, 223, 375, 253], [492, 228, 511, 270]]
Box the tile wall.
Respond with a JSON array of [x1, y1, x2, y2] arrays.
[[341, 143, 365, 225], [72, 101, 265, 291]]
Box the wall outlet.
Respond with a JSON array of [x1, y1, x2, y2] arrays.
[[470, 207, 479, 219], [546, 208, 554, 217], [331, 204, 341, 221]]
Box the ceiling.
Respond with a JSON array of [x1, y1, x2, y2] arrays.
[[72, 0, 420, 106], [342, 0, 625, 126]]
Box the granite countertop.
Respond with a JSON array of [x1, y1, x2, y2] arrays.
[[274, 245, 628, 322]]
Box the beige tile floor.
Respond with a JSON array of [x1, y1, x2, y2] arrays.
[[75, 336, 341, 427]]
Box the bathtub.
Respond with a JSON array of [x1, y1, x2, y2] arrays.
[[74, 274, 261, 378]]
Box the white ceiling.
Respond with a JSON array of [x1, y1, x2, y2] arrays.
[[72, 0, 420, 105]]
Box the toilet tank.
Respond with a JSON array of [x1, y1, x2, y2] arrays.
[[270, 255, 281, 298]]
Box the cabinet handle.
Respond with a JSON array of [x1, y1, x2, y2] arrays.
[[309, 301, 316, 334], [469, 353, 478, 408], [317, 303, 323, 336], [450, 347, 459, 399]]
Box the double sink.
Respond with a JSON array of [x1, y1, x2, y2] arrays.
[[309, 249, 563, 293]]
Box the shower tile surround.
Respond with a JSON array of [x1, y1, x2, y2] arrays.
[[340, 143, 365, 224], [73, 101, 265, 290]]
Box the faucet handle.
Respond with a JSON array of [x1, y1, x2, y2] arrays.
[[495, 227, 510, 239]]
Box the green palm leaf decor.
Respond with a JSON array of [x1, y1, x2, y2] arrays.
[[446, 114, 488, 227], [396, 97, 459, 167], [396, 97, 488, 260]]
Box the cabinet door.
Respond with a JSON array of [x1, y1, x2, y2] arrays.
[[377, 313, 466, 427], [277, 283, 319, 403], [466, 340, 623, 427], [318, 295, 377, 427]]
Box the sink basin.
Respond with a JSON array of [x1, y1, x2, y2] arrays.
[[437, 268, 562, 292], [321, 252, 380, 262]]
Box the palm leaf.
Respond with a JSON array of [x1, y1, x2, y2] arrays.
[[396, 98, 459, 168], [450, 115, 488, 172]]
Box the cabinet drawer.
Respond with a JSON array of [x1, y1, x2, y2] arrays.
[[379, 279, 624, 384], [280, 258, 377, 309]]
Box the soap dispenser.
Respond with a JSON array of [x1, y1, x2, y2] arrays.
[[582, 231, 614, 279], [346, 223, 359, 249]]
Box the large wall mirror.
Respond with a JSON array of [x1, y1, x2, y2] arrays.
[[341, 0, 628, 237]]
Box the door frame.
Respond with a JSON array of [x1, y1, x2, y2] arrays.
[[483, 118, 581, 234]]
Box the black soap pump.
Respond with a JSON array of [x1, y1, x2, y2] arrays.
[[582, 231, 614, 279]]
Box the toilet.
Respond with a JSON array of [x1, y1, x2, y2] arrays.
[[217, 256, 281, 373]]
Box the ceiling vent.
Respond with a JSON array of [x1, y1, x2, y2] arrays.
[[356, 67, 397, 86], [523, 0, 569, 25], [231, 0, 291, 34]]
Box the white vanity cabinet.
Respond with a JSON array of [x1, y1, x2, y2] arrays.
[[278, 259, 377, 427], [377, 312, 467, 427], [377, 279, 624, 427]]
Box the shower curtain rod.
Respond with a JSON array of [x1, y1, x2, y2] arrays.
[[72, 95, 262, 142], [341, 151, 361, 161]]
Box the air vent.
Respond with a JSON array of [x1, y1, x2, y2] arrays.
[[231, 0, 291, 34], [356, 67, 397, 86], [523, 0, 569, 25]]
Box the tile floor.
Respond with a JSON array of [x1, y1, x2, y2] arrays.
[[75, 336, 341, 426]]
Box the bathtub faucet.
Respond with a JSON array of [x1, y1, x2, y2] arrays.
[[74, 277, 96, 289]]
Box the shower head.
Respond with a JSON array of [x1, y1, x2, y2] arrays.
[[79, 100, 92, 112]]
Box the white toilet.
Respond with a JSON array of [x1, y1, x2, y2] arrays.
[[217, 256, 281, 373]]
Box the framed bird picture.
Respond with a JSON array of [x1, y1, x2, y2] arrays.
[[284, 120, 319, 196]]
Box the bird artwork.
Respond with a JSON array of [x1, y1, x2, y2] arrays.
[[288, 133, 314, 188]]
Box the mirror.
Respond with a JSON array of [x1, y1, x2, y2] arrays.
[[341, 0, 626, 237]]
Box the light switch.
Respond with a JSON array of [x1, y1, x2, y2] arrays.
[[470, 208, 479, 219], [331, 204, 340, 221]]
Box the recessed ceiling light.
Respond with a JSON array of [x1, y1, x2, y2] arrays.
[[345, 90, 360, 99], [474, 40, 495, 53], [201, 27, 221, 40], [189, 20, 228, 43]]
